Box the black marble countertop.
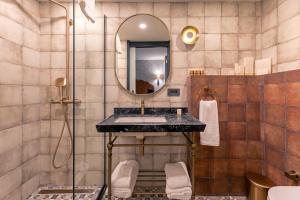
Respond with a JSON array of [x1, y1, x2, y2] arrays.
[[96, 107, 206, 133]]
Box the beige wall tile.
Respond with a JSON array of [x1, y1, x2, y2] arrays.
[[23, 28, 39, 50], [0, 167, 22, 199], [23, 48, 40, 68], [23, 104, 40, 123], [0, 62, 22, 85], [222, 2, 238, 17], [0, 16, 23, 45], [222, 34, 238, 50], [0, 107, 22, 131], [262, 9, 277, 32], [278, 37, 300, 63], [0, 126, 22, 155], [205, 2, 221, 17], [263, 0, 277, 14], [205, 34, 221, 50], [221, 17, 238, 33], [120, 3, 136, 18], [188, 2, 204, 17], [23, 66, 40, 86], [23, 122, 40, 143], [239, 34, 256, 50], [172, 52, 187, 68], [0, 38, 22, 64], [205, 51, 221, 68], [0, 147, 21, 178], [222, 51, 238, 67], [262, 46, 278, 65], [278, 15, 300, 43], [278, 60, 300, 72], [278, 0, 300, 23], [102, 3, 119, 17], [205, 17, 221, 33], [187, 51, 204, 68], [86, 137, 104, 153], [171, 17, 187, 34], [262, 28, 277, 48], [154, 3, 170, 17], [137, 3, 153, 15], [0, 86, 22, 106], [239, 2, 256, 17], [23, 86, 40, 104], [239, 17, 256, 33], [171, 3, 187, 17], [22, 140, 39, 162]]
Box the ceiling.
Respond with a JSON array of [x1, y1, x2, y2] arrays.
[[39, 0, 260, 2]]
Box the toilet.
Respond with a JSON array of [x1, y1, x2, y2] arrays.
[[267, 186, 300, 200]]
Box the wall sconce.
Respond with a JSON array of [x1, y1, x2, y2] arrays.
[[155, 73, 164, 86], [181, 26, 200, 45]]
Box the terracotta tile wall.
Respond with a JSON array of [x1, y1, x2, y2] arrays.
[[188, 75, 263, 195], [188, 69, 300, 195], [262, 70, 300, 186]]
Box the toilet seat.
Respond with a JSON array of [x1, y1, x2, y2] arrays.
[[267, 186, 300, 200]]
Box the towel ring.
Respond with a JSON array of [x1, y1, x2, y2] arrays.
[[200, 86, 216, 101]]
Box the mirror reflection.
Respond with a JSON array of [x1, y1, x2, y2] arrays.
[[115, 14, 170, 95]]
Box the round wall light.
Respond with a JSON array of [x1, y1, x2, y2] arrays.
[[181, 26, 200, 45]]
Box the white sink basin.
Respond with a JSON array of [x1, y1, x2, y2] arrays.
[[268, 186, 300, 200], [114, 116, 167, 123]]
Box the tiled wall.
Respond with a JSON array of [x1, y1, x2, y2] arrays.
[[260, 0, 300, 72], [38, 1, 262, 187], [262, 70, 300, 186], [0, 0, 41, 199], [188, 75, 263, 195]]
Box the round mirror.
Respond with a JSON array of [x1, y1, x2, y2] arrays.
[[115, 14, 170, 95]]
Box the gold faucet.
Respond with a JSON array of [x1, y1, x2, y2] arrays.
[[141, 100, 145, 115]]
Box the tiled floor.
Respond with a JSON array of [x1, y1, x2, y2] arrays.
[[27, 186, 247, 200], [27, 186, 101, 200]]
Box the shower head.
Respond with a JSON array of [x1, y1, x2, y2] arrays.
[[55, 77, 67, 87], [78, 0, 95, 23]]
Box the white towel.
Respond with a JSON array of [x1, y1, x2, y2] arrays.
[[166, 186, 192, 200], [199, 100, 220, 146], [78, 0, 95, 23], [165, 162, 191, 189], [109, 160, 139, 198]]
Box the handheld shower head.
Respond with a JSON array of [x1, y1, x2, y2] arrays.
[[55, 77, 67, 103], [55, 77, 67, 87]]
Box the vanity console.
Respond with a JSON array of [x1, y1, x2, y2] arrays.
[[96, 107, 205, 199]]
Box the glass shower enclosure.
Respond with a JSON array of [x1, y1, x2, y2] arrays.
[[0, 0, 106, 198]]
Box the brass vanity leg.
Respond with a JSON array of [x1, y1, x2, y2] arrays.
[[191, 132, 196, 199], [107, 132, 112, 200]]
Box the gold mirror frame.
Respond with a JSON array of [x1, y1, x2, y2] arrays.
[[181, 26, 200, 45], [114, 14, 172, 97]]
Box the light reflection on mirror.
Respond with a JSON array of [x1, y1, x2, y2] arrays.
[[115, 14, 170, 95]]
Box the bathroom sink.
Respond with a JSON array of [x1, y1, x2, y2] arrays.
[[268, 186, 300, 200], [114, 116, 167, 123]]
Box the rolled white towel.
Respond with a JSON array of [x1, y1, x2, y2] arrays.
[[109, 160, 139, 198], [165, 162, 191, 189], [166, 186, 192, 200]]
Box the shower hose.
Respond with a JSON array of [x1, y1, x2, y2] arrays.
[[52, 103, 73, 169]]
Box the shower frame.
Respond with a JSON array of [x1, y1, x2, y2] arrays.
[[48, 0, 72, 99]]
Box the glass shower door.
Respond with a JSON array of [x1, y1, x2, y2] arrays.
[[73, 1, 106, 199]]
